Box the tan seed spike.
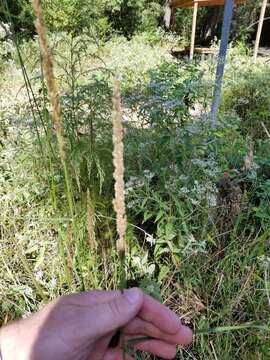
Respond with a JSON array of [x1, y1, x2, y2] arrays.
[[112, 77, 127, 257], [32, 0, 66, 162], [86, 189, 96, 249]]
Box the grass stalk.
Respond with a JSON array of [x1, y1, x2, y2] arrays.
[[86, 189, 97, 250], [193, 323, 270, 335], [127, 323, 269, 346], [31, 0, 74, 216], [112, 77, 127, 290]]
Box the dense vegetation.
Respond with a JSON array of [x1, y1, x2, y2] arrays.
[[0, 0, 267, 42], [1, 1, 270, 359]]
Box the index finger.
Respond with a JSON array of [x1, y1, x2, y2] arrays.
[[139, 293, 182, 335]]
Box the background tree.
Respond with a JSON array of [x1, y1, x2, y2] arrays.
[[0, 0, 269, 46], [0, 0, 34, 38]]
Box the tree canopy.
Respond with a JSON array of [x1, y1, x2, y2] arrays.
[[0, 0, 268, 44]]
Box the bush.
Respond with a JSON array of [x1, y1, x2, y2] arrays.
[[125, 61, 206, 128], [222, 64, 270, 139]]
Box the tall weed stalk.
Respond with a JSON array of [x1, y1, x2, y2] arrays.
[[112, 77, 127, 290], [32, 0, 74, 216]]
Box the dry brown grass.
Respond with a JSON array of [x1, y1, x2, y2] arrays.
[[32, 0, 66, 162], [112, 77, 127, 258], [32, 0, 74, 216], [86, 189, 96, 250]]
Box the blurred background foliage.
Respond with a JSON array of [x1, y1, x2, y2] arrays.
[[0, 0, 268, 43]]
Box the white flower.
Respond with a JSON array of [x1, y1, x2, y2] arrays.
[[146, 234, 155, 246], [143, 169, 154, 180], [125, 176, 145, 193], [180, 187, 189, 194], [207, 193, 217, 207], [127, 200, 137, 209]]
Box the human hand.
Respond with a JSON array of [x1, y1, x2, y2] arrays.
[[0, 288, 192, 360]]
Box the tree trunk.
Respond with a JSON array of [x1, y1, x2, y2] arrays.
[[164, 0, 172, 30]]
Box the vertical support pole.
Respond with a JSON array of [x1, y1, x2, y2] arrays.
[[253, 0, 268, 62], [211, 0, 234, 127], [190, 1, 198, 59]]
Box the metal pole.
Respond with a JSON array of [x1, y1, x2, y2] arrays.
[[211, 0, 234, 127], [253, 0, 268, 62], [190, 1, 198, 60]]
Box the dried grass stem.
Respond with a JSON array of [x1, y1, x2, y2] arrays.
[[32, 0, 66, 162], [112, 78, 127, 258]]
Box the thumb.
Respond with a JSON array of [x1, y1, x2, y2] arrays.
[[87, 288, 143, 339]]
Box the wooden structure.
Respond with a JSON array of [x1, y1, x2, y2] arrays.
[[172, 0, 244, 8], [169, 0, 268, 125], [170, 0, 246, 126], [171, 0, 245, 59], [171, 0, 269, 61], [171, 46, 215, 57], [253, 0, 268, 62]]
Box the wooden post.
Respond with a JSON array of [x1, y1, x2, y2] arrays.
[[190, 1, 198, 59], [253, 0, 268, 62]]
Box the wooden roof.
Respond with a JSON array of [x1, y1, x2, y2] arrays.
[[172, 0, 245, 8]]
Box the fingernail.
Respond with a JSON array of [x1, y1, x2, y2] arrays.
[[125, 288, 141, 304]]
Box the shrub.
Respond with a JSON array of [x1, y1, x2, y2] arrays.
[[125, 61, 206, 128], [221, 64, 270, 139]]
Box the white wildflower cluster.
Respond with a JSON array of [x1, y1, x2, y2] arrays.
[[191, 158, 220, 177], [145, 234, 155, 246], [125, 176, 145, 194], [164, 176, 179, 192], [206, 191, 217, 207], [179, 186, 189, 194], [191, 180, 217, 207], [143, 169, 155, 180], [125, 170, 154, 196], [126, 198, 141, 209], [165, 174, 217, 207]]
